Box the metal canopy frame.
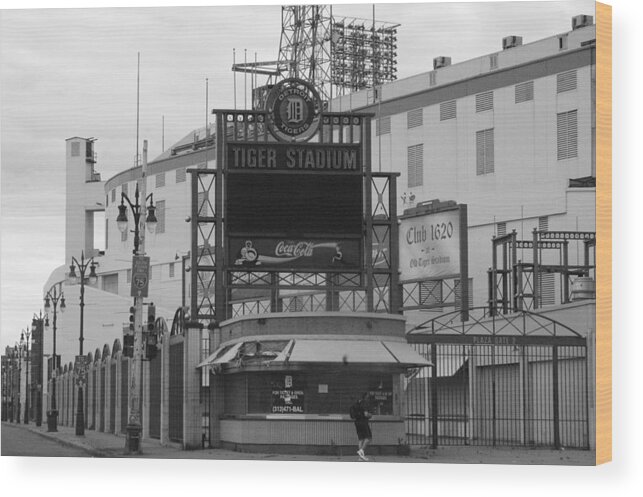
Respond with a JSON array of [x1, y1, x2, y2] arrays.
[[489, 229, 596, 315], [407, 306, 586, 347]]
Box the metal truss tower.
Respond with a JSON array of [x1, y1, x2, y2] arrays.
[[233, 5, 399, 105]]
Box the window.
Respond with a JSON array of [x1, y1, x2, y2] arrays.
[[489, 54, 498, 70], [497, 222, 507, 237], [407, 144, 423, 188], [476, 91, 493, 113], [558, 34, 568, 50], [538, 216, 549, 231], [156, 172, 166, 188], [101, 274, 118, 295], [476, 128, 494, 175], [155, 200, 166, 234], [71, 142, 80, 157], [176, 168, 186, 183], [557, 70, 577, 93], [429, 71, 437, 86], [440, 100, 457, 121], [169, 262, 175, 278], [239, 371, 393, 416], [122, 183, 128, 197], [126, 269, 131, 283], [557, 110, 578, 160], [121, 226, 128, 242], [419, 280, 442, 306], [539, 273, 556, 306], [376, 116, 391, 136], [515, 81, 534, 103], [105, 195, 109, 208], [105, 219, 109, 250], [407, 109, 423, 128]]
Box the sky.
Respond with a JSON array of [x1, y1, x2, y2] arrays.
[[0, 0, 595, 352]]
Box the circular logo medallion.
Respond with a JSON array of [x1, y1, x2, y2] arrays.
[[265, 78, 322, 143]]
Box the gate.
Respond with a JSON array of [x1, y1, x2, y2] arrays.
[[168, 340, 184, 442], [120, 358, 128, 434], [404, 308, 590, 449], [99, 365, 106, 432], [91, 370, 96, 430], [110, 363, 116, 433], [148, 353, 162, 439]]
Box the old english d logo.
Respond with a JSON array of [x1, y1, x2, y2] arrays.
[[286, 96, 304, 124], [266, 78, 321, 143]]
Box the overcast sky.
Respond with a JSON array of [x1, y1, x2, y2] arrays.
[[0, 0, 594, 351]]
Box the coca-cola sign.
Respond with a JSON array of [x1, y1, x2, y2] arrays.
[[229, 237, 361, 271]]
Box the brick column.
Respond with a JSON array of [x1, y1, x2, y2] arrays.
[[182, 322, 203, 449]]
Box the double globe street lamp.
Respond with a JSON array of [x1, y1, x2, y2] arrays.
[[44, 284, 65, 432], [13, 342, 21, 423], [68, 252, 98, 436], [21, 328, 30, 424], [116, 141, 157, 453]]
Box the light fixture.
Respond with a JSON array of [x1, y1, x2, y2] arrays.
[[116, 201, 128, 233], [146, 202, 158, 234], [60, 297, 66, 312], [68, 264, 78, 285], [88, 262, 98, 285], [44, 297, 51, 312]]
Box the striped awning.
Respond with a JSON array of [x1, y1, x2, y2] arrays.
[[198, 338, 431, 370]]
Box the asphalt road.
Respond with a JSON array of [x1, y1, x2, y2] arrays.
[[1, 423, 93, 457]]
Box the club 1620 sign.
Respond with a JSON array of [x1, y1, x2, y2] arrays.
[[399, 209, 461, 282]]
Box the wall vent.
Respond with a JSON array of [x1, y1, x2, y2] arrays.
[[572, 14, 593, 30], [433, 56, 451, 69], [502, 36, 523, 50]]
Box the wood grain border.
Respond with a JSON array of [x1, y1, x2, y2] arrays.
[[595, 1, 612, 465]]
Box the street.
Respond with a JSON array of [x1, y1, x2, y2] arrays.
[[1, 423, 95, 457]]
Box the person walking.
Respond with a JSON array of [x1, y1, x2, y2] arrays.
[[350, 393, 372, 461]]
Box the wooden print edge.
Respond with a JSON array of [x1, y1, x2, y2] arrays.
[[595, 1, 612, 466]]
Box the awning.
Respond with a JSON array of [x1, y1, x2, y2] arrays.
[[198, 338, 431, 371], [197, 342, 243, 368]]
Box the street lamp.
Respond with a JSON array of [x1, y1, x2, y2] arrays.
[[68, 251, 98, 436], [118, 140, 156, 454], [14, 341, 21, 424], [116, 182, 157, 254], [22, 328, 31, 424], [44, 284, 65, 432]]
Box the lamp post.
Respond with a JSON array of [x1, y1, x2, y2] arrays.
[[68, 251, 98, 436], [44, 284, 65, 432], [14, 341, 22, 424], [23, 328, 31, 424], [1, 357, 7, 422], [117, 139, 157, 453], [8, 348, 16, 422]]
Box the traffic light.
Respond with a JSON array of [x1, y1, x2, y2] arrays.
[[145, 332, 158, 360], [123, 332, 134, 358], [147, 302, 156, 332], [123, 306, 135, 358], [144, 302, 158, 360]]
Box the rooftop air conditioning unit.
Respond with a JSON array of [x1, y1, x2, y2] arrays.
[[502, 36, 523, 50], [572, 14, 593, 30], [433, 56, 451, 69]]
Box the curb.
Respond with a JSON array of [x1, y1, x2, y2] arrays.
[[9, 424, 106, 458]]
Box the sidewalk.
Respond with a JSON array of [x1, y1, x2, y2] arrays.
[[4, 422, 595, 465]]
